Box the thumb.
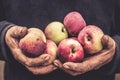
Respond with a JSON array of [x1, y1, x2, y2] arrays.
[[63, 62, 80, 71], [7, 26, 28, 38], [102, 35, 115, 49], [5, 26, 28, 49]]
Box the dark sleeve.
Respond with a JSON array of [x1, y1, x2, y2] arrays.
[[112, 35, 120, 73], [111, 0, 120, 73], [0, 21, 15, 61]]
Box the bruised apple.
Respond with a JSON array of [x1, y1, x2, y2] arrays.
[[44, 40, 58, 65], [57, 38, 84, 63], [64, 11, 86, 37], [44, 21, 68, 45], [19, 28, 46, 57], [78, 25, 104, 54]]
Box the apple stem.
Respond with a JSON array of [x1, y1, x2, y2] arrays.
[[87, 36, 91, 41], [62, 27, 65, 32], [71, 47, 75, 54], [36, 38, 40, 41]]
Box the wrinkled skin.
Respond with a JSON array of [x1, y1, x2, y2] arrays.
[[5, 26, 57, 75], [54, 35, 116, 76]]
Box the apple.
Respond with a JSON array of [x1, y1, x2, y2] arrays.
[[64, 11, 86, 37], [44, 40, 58, 65], [78, 25, 104, 54], [44, 21, 68, 45], [19, 28, 46, 57], [57, 38, 84, 63]]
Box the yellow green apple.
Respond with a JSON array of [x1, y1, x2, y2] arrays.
[[44, 21, 68, 45]]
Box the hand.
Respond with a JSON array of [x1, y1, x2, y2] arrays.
[[25, 63, 57, 75], [5, 26, 57, 74], [54, 35, 116, 76]]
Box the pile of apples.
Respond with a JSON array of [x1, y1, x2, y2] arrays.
[[19, 11, 104, 64]]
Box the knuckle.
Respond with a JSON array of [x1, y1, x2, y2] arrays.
[[25, 60, 32, 66]]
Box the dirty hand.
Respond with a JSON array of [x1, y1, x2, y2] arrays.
[[54, 35, 116, 76], [5, 26, 57, 74]]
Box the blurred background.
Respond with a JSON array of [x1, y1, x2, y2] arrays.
[[0, 61, 120, 80]]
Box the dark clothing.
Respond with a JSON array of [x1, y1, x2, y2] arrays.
[[0, 0, 120, 80]]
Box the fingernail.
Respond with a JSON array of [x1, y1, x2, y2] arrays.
[[63, 64, 70, 69], [54, 62, 59, 67], [44, 55, 50, 60]]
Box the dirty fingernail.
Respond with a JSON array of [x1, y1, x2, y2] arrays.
[[44, 55, 50, 60], [63, 64, 70, 69], [54, 62, 59, 67]]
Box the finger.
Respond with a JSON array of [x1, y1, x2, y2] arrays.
[[8, 26, 28, 38], [54, 61, 83, 76], [63, 62, 78, 70], [5, 26, 28, 49], [100, 35, 116, 58], [53, 59, 63, 68], [26, 64, 57, 75], [102, 35, 116, 49], [12, 49, 50, 67], [59, 62, 82, 76], [63, 62, 85, 73], [24, 54, 50, 66]]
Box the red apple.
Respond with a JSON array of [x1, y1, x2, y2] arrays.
[[44, 21, 68, 45], [78, 25, 104, 54], [57, 38, 84, 63], [64, 11, 86, 37], [44, 40, 58, 65], [19, 28, 46, 57]]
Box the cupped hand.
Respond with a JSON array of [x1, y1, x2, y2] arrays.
[[54, 35, 116, 76], [5, 26, 57, 74], [25, 63, 57, 75], [5, 26, 49, 66]]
